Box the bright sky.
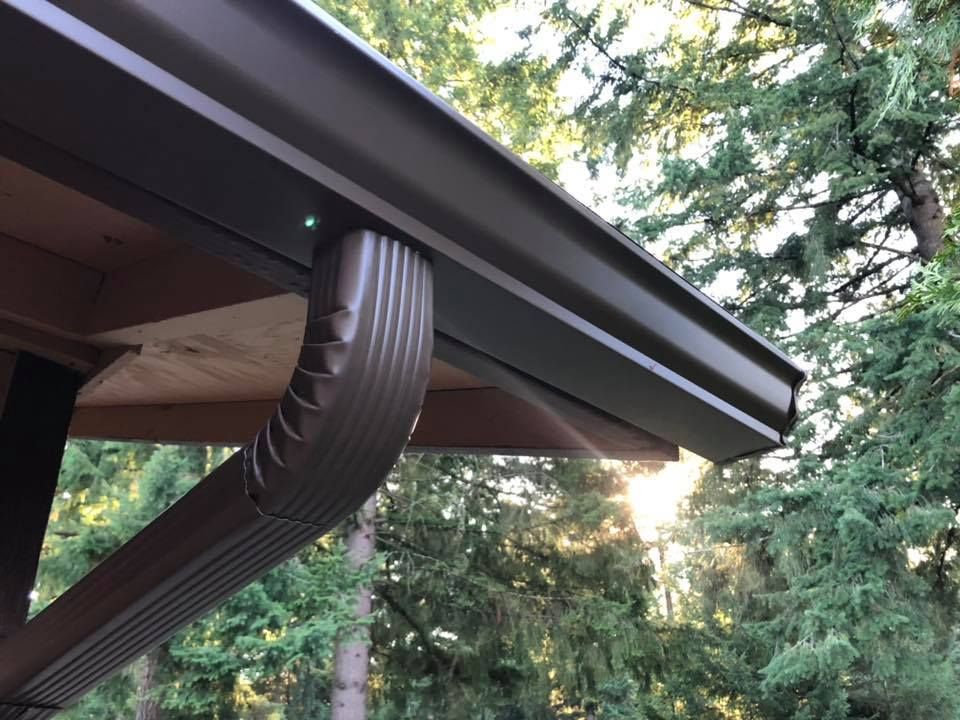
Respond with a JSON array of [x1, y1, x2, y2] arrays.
[[628, 454, 703, 612], [476, 1, 675, 221], [629, 455, 702, 542]]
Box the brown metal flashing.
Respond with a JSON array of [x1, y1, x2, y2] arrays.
[[411, 388, 676, 461], [0, 231, 432, 717], [433, 333, 677, 460]]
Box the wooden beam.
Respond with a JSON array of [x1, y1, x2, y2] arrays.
[[78, 345, 141, 398], [70, 388, 678, 460], [87, 247, 287, 338], [0, 317, 99, 372], [71, 400, 271, 445], [0, 232, 290, 346], [0, 352, 79, 640], [0, 232, 101, 336]]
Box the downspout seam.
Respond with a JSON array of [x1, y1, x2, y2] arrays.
[[241, 444, 332, 531]]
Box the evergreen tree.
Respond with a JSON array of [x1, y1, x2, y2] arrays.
[[38, 442, 367, 720], [370, 454, 662, 720], [316, 0, 571, 178], [540, 0, 960, 717], [39, 448, 662, 719]]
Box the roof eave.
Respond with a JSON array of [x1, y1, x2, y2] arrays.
[[0, 0, 805, 462]]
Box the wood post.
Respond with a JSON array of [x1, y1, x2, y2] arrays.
[[0, 352, 79, 640]]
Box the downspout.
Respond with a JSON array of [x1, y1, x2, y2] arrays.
[[0, 230, 433, 719]]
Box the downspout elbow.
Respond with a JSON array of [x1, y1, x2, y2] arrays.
[[244, 230, 433, 526]]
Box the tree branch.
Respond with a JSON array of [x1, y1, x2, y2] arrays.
[[557, 9, 692, 95], [376, 586, 454, 672], [855, 240, 919, 260], [682, 0, 793, 28]]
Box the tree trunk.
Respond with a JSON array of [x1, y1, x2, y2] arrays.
[[656, 542, 674, 622], [331, 493, 378, 720], [135, 645, 166, 720], [895, 168, 945, 261]]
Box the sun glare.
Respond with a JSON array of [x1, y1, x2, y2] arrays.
[[628, 456, 702, 544]]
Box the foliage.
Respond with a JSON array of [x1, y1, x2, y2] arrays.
[[902, 214, 960, 318], [315, 0, 573, 178], [39, 442, 370, 720], [538, 0, 960, 717], [852, 0, 960, 114], [38, 447, 662, 720], [371, 455, 661, 720]]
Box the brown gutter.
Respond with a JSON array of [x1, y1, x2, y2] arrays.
[[0, 0, 805, 462], [0, 231, 433, 718]]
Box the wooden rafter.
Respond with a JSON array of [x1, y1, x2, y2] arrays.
[[70, 388, 677, 460]]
